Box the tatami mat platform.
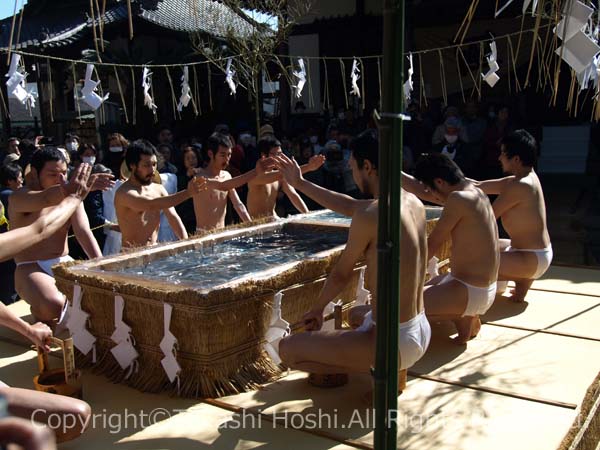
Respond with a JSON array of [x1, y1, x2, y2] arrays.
[[1, 264, 599, 449]]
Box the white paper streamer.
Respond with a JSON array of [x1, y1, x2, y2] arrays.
[[65, 285, 97, 363], [177, 66, 192, 112], [225, 58, 237, 96], [403, 53, 414, 102], [263, 291, 290, 365], [292, 58, 307, 99], [160, 303, 181, 384], [110, 295, 138, 377], [482, 41, 500, 87], [5, 53, 36, 109], [80, 64, 109, 110], [142, 67, 157, 113], [427, 256, 440, 279], [355, 267, 371, 306], [350, 58, 361, 98]]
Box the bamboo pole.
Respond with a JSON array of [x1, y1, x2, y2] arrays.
[[375, 0, 405, 448]]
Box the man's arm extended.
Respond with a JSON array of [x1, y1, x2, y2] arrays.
[[401, 171, 441, 204], [0, 164, 93, 262], [274, 154, 361, 217], [209, 157, 277, 191], [303, 208, 371, 330], [9, 172, 114, 214], [468, 176, 514, 195], [117, 178, 204, 212], [250, 154, 326, 186]]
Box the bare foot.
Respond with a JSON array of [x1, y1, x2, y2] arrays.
[[508, 279, 534, 303], [453, 315, 481, 345]]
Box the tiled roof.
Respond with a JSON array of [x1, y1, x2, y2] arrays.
[[0, 0, 256, 50], [138, 0, 255, 39]]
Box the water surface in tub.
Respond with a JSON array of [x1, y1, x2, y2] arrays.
[[291, 206, 442, 224], [114, 228, 348, 288]]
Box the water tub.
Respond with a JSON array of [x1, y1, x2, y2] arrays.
[[54, 220, 363, 398]]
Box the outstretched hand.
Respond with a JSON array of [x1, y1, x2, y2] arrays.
[[62, 163, 93, 199], [273, 154, 303, 188], [306, 154, 325, 171], [188, 176, 208, 195], [88, 172, 115, 192], [255, 156, 277, 176]]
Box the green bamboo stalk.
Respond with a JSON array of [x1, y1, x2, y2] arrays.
[[374, 0, 405, 449]]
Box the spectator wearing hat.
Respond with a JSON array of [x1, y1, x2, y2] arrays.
[[432, 106, 468, 145], [432, 117, 473, 175]]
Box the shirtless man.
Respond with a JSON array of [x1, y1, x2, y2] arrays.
[[471, 130, 551, 302], [0, 162, 95, 445], [115, 139, 205, 248], [403, 153, 499, 343], [194, 133, 251, 231], [276, 133, 430, 377], [246, 136, 324, 219], [10, 148, 114, 322]]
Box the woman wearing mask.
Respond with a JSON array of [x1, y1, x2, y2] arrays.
[[64, 133, 80, 153], [105, 133, 129, 178]]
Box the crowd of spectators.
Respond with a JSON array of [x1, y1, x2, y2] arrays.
[[0, 100, 516, 303]]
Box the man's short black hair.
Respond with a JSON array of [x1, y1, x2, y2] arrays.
[[125, 139, 157, 170], [30, 147, 67, 174], [0, 163, 22, 186], [501, 129, 537, 167], [414, 153, 465, 190], [257, 136, 282, 157], [350, 132, 378, 169], [205, 133, 232, 158]]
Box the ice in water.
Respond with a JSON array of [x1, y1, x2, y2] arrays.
[[116, 228, 348, 289]]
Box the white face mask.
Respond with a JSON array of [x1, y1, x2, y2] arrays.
[[65, 142, 79, 152], [445, 134, 458, 144], [82, 156, 96, 165], [310, 136, 318, 144], [109, 146, 123, 153]]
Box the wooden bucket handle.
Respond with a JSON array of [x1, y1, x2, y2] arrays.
[[36, 337, 78, 384]]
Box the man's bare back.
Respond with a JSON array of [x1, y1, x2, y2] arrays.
[[474, 130, 552, 301], [495, 171, 549, 249]]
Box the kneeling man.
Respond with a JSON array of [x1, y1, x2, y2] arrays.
[[277, 133, 430, 377], [471, 130, 552, 302], [407, 153, 499, 343], [10, 148, 113, 322]]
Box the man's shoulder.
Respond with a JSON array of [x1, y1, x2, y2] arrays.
[[354, 200, 379, 223]]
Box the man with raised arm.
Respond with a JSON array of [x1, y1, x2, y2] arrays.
[[470, 129, 551, 302], [115, 139, 206, 248], [403, 153, 499, 343], [275, 133, 430, 381], [0, 162, 96, 445], [246, 136, 324, 219], [193, 133, 252, 231], [10, 148, 114, 322]]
